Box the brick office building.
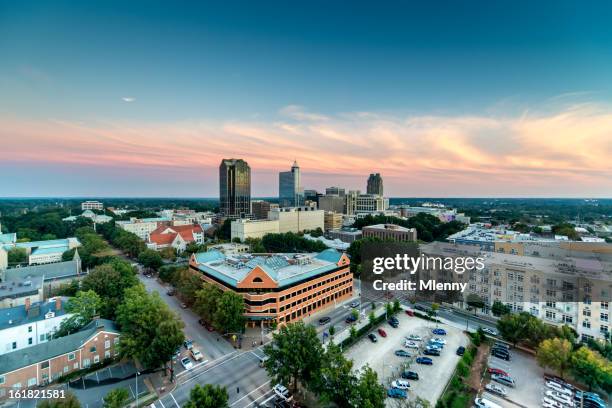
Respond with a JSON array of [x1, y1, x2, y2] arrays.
[[0, 319, 120, 394], [189, 249, 353, 327]]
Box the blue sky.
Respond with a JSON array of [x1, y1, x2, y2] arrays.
[[1, 1, 611, 197]]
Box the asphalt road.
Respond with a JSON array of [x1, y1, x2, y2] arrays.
[[155, 348, 273, 408]]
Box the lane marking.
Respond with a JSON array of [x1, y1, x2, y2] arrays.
[[170, 393, 180, 408], [230, 380, 271, 407], [242, 390, 276, 408]]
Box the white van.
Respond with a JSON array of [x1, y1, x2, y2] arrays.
[[474, 397, 503, 408]]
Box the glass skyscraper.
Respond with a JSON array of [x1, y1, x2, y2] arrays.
[[219, 158, 251, 219], [367, 173, 384, 196], [278, 161, 304, 207]]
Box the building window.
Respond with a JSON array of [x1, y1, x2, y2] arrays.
[[602, 302, 609, 310], [105, 350, 111, 359], [113, 337, 120, 345], [90, 346, 97, 353], [64, 366, 69, 373], [41, 361, 49, 369], [601, 313, 609, 322], [27, 378, 37, 387], [0, 375, 5, 385], [83, 359, 91, 368], [105, 340, 110, 349], [583, 309, 591, 317], [40, 334, 46, 342], [73, 362, 79, 369], [12, 342, 17, 350], [28, 326, 33, 333], [68, 353, 76, 361], [545, 311, 556, 320], [562, 315, 573, 324], [93, 355, 100, 364], [601, 325, 609, 334], [28, 338, 33, 345], [583, 320, 591, 329]]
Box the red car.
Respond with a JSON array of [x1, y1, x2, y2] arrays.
[[488, 367, 509, 377], [405, 310, 414, 316], [378, 328, 387, 337]]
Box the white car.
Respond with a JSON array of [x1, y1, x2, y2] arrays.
[[406, 334, 422, 341], [484, 382, 507, 396], [431, 337, 447, 345], [180, 357, 193, 370], [391, 379, 410, 390], [404, 341, 419, 349], [482, 327, 498, 336], [545, 391, 574, 407], [190, 348, 204, 361], [545, 381, 572, 396], [542, 396, 565, 408], [273, 384, 293, 401]]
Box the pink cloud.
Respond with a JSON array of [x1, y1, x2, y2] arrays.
[[1, 103, 611, 197]]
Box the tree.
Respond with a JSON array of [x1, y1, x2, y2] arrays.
[[329, 325, 336, 336], [7, 247, 27, 265], [571, 347, 611, 392], [393, 299, 401, 313], [159, 247, 177, 261], [466, 294, 485, 314], [263, 321, 324, 394], [491, 300, 511, 317], [194, 283, 223, 323], [66, 290, 102, 322], [536, 338, 573, 379], [184, 384, 229, 408], [429, 303, 439, 319], [385, 302, 393, 317], [351, 308, 359, 321], [353, 366, 386, 408], [213, 291, 245, 334], [350, 325, 358, 340], [175, 269, 203, 304], [368, 311, 376, 327], [102, 388, 130, 408], [316, 341, 355, 407], [138, 249, 163, 270], [116, 285, 185, 369], [497, 313, 530, 346], [37, 392, 81, 408], [81, 259, 138, 319]]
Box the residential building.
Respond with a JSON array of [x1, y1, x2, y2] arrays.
[[362, 224, 417, 241], [325, 186, 345, 196], [366, 173, 383, 196], [0, 319, 120, 392], [189, 249, 352, 327], [147, 224, 204, 252], [268, 207, 324, 233], [2, 251, 83, 289], [318, 195, 345, 214], [219, 158, 251, 219], [80, 201, 103, 211], [279, 161, 304, 207], [115, 217, 170, 240], [0, 298, 73, 356], [324, 212, 343, 231], [251, 200, 278, 220], [0, 276, 44, 309], [328, 228, 363, 244]]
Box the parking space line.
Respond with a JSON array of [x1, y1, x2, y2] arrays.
[[169, 393, 180, 408], [158, 398, 166, 408], [243, 391, 276, 408], [128, 384, 136, 398], [230, 380, 271, 407]]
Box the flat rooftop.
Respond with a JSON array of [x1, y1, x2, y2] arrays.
[[192, 248, 346, 288]]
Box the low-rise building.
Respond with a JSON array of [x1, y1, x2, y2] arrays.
[[207, 243, 250, 255], [147, 224, 204, 252], [189, 249, 352, 327], [251, 200, 279, 220], [328, 228, 362, 244], [362, 224, 417, 242], [0, 276, 44, 309], [63, 210, 113, 224], [1, 238, 80, 268], [0, 298, 73, 355], [0, 319, 120, 392], [231, 207, 324, 242], [81, 201, 104, 211], [324, 212, 343, 231], [115, 217, 171, 240], [231, 219, 280, 242], [2, 252, 84, 290]]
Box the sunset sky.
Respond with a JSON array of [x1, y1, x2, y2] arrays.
[[1, 1, 611, 197]]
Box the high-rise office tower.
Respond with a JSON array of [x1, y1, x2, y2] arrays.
[[219, 158, 251, 219], [325, 186, 346, 196], [367, 173, 384, 196], [279, 161, 303, 207]]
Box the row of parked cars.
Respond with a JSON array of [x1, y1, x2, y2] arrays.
[[542, 375, 606, 408]]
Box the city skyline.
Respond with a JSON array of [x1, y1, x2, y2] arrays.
[[1, 1, 612, 197]]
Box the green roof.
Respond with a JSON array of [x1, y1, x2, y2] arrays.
[[0, 319, 119, 375]]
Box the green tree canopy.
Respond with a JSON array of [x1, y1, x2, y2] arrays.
[[571, 347, 612, 392], [536, 338, 573, 379], [102, 388, 130, 408], [194, 283, 223, 323], [138, 249, 163, 270], [37, 392, 81, 408], [213, 291, 246, 334], [184, 384, 229, 408]]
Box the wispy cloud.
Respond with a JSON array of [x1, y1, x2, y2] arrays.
[[121, 97, 136, 103], [1, 101, 611, 196]]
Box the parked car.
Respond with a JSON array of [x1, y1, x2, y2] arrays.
[[415, 305, 427, 312], [318, 317, 331, 325], [494, 342, 510, 351], [166, 289, 176, 296], [481, 327, 498, 336], [378, 328, 387, 337], [405, 310, 414, 316], [401, 371, 419, 380], [183, 339, 193, 350], [190, 348, 203, 361], [391, 379, 410, 390], [407, 334, 422, 341], [345, 315, 357, 323], [431, 337, 447, 345], [491, 348, 510, 361], [545, 390, 574, 407], [426, 342, 442, 350], [487, 367, 509, 377], [542, 396, 565, 408], [273, 384, 293, 401], [456, 346, 466, 356], [416, 357, 433, 365], [388, 319, 399, 328], [349, 301, 360, 308], [368, 333, 378, 343], [485, 383, 507, 396], [432, 328, 446, 335], [491, 374, 515, 388], [387, 388, 407, 399], [574, 391, 604, 404], [545, 381, 573, 396], [395, 349, 411, 357], [180, 303, 188, 309], [424, 348, 440, 356], [544, 375, 574, 391], [180, 357, 193, 370], [474, 397, 503, 408], [404, 341, 419, 349]]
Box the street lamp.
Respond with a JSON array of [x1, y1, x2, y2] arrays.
[[135, 371, 141, 408]]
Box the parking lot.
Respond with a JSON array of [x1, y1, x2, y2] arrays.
[[484, 347, 545, 408], [345, 311, 469, 406]]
